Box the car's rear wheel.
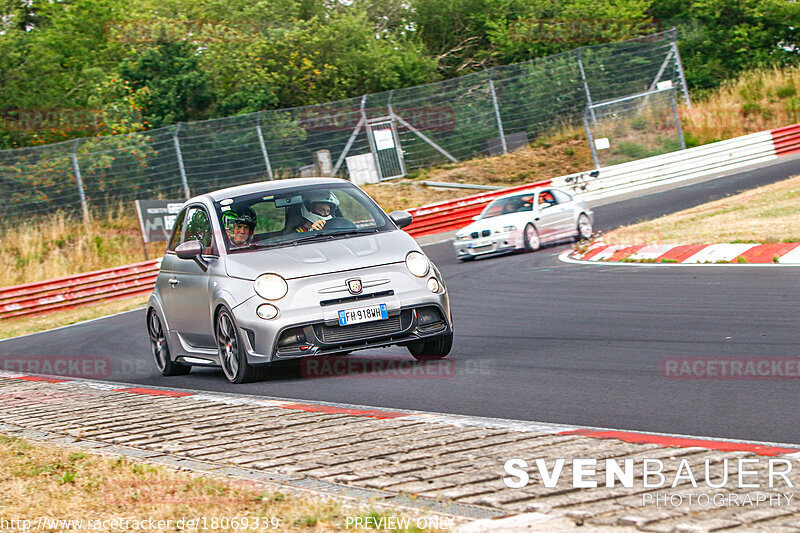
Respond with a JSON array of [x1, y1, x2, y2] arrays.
[[216, 308, 255, 384], [523, 224, 540, 252], [148, 309, 190, 376], [577, 213, 593, 240], [408, 332, 453, 360]]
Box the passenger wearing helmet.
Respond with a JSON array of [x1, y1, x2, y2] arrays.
[[295, 190, 340, 232], [222, 205, 257, 246]]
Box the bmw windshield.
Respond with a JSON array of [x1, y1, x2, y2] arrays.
[[213, 184, 393, 253], [478, 193, 534, 219]]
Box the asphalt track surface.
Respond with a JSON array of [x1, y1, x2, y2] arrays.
[[3, 156, 800, 444]]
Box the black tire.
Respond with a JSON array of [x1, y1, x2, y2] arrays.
[[408, 332, 453, 360], [577, 213, 593, 241], [147, 309, 190, 376], [523, 224, 540, 252], [216, 308, 255, 384]]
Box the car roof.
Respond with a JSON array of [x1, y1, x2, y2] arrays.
[[493, 187, 549, 200], [190, 177, 351, 203]]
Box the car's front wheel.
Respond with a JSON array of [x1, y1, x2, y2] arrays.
[[216, 308, 255, 384], [148, 309, 190, 376], [577, 213, 593, 240], [523, 224, 540, 252], [408, 332, 453, 360]]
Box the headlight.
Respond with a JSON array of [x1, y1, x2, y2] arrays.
[[455, 234, 469, 241], [254, 274, 288, 300], [503, 225, 517, 232], [427, 277, 440, 293], [256, 304, 279, 320], [405, 251, 430, 277]]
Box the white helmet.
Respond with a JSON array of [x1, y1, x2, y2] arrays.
[[301, 190, 339, 223]]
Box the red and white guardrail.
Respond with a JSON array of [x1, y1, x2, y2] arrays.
[[0, 260, 160, 320], [3, 123, 800, 319]]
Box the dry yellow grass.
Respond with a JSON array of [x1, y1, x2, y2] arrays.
[[600, 174, 800, 245], [0, 208, 166, 287], [682, 66, 800, 145], [0, 434, 445, 532], [0, 295, 150, 340]]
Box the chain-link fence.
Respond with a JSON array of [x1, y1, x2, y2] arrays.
[[585, 86, 686, 168], [0, 28, 689, 221]]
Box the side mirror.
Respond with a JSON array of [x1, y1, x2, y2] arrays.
[[175, 240, 208, 270], [175, 240, 203, 259], [389, 210, 413, 229]]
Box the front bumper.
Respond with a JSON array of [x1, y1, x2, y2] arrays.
[[453, 229, 522, 258], [230, 263, 452, 364]]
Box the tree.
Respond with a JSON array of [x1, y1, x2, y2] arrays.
[[117, 40, 216, 127]]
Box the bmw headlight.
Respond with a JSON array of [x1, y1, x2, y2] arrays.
[[455, 233, 469, 241], [504, 225, 517, 232], [254, 274, 288, 300], [405, 251, 430, 277]]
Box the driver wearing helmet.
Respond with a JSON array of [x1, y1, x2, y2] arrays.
[[295, 190, 340, 232], [221, 205, 257, 246]]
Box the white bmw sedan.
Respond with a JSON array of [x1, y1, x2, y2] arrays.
[[453, 187, 594, 261]]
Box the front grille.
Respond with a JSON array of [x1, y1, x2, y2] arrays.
[[470, 231, 479, 239], [318, 315, 402, 343], [319, 290, 394, 307], [481, 229, 491, 237]]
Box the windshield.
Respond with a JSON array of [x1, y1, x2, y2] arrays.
[[478, 193, 534, 219], [214, 183, 392, 253]]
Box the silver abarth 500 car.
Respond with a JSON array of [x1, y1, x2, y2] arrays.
[[147, 178, 453, 383], [453, 187, 594, 261]]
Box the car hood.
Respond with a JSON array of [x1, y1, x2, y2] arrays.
[[224, 230, 417, 280], [459, 212, 530, 234]]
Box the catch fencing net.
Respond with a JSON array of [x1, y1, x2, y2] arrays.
[[0, 28, 689, 220]]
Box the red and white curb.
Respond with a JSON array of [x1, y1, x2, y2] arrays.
[[2, 370, 798, 458], [565, 242, 800, 266]]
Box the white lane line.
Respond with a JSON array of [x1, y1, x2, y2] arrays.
[[0, 306, 147, 344], [683, 243, 759, 263]]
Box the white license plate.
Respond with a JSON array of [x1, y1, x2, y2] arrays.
[[338, 304, 388, 326], [469, 240, 492, 249]]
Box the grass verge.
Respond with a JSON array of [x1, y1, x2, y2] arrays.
[[600, 174, 800, 245], [0, 433, 445, 532], [0, 295, 150, 341]]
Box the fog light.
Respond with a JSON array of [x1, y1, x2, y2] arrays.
[[256, 304, 279, 320], [427, 277, 440, 293]]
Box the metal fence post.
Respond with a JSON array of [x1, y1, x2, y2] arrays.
[[70, 139, 90, 223], [172, 123, 190, 199], [577, 48, 597, 125], [256, 116, 274, 180], [583, 116, 600, 170], [671, 90, 687, 150], [670, 30, 692, 109], [488, 74, 508, 155]]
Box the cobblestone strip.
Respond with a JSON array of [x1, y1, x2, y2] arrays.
[[1, 373, 800, 531]]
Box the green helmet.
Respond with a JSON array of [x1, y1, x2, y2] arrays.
[[222, 205, 256, 239]]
